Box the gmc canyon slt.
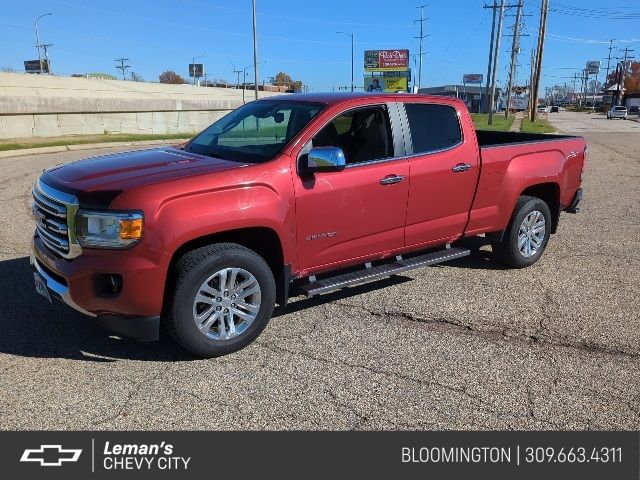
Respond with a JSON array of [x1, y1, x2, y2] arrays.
[[30, 93, 586, 357]]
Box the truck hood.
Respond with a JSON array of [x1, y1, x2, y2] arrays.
[[41, 147, 247, 208]]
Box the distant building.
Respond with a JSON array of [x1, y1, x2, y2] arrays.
[[417, 85, 502, 113], [624, 92, 640, 109]]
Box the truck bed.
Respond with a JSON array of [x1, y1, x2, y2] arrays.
[[476, 130, 576, 148]]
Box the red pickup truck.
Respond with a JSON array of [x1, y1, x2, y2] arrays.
[[30, 93, 585, 357]]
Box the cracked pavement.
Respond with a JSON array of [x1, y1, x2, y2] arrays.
[[0, 112, 638, 430]]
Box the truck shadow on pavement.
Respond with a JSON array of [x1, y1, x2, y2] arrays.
[[0, 256, 191, 362], [0, 243, 503, 362], [444, 237, 509, 271]]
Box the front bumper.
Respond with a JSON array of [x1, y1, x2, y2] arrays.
[[31, 234, 168, 341], [30, 252, 95, 317]]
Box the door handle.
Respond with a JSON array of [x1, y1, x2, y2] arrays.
[[379, 175, 405, 185], [452, 163, 472, 173]]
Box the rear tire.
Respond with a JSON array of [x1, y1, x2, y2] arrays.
[[492, 196, 552, 268], [165, 243, 276, 358]]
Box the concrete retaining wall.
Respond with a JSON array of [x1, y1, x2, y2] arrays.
[[0, 72, 282, 139]]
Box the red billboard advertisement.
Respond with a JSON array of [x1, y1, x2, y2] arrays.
[[379, 50, 409, 69]]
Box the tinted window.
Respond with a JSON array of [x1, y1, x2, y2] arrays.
[[405, 103, 462, 154], [312, 106, 393, 164]]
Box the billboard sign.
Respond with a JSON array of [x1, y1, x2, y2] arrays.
[[189, 63, 205, 78], [364, 76, 408, 93], [24, 59, 49, 74], [586, 61, 600, 75], [364, 50, 409, 72], [463, 73, 483, 84]]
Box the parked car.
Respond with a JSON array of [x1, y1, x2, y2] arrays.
[[607, 106, 628, 119], [550, 105, 559, 113], [30, 93, 586, 357], [628, 105, 639, 114]]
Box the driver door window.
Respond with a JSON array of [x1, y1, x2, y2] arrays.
[[312, 106, 393, 164]]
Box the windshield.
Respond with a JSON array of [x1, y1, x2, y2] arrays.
[[186, 100, 325, 163]]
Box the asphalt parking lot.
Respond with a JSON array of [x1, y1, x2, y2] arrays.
[[0, 111, 638, 430]]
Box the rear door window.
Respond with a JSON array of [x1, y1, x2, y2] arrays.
[[404, 103, 463, 155]]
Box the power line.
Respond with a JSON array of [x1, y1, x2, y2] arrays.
[[114, 57, 131, 81]]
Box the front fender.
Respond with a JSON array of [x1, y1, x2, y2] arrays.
[[110, 159, 296, 267]]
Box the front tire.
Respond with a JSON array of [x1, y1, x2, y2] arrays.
[[492, 196, 552, 268], [165, 243, 276, 358]]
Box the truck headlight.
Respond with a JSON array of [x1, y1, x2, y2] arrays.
[[76, 210, 144, 248]]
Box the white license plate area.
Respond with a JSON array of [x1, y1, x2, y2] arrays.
[[34, 271, 52, 303]]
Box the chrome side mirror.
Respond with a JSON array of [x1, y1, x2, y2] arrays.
[[306, 146, 346, 173]]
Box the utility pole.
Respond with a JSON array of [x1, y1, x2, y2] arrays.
[[233, 69, 242, 89], [40, 43, 53, 73], [529, 48, 537, 116], [504, 0, 523, 118], [114, 58, 131, 81], [484, 0, 498, 113], [252, 0, 259, 100], [572, 71, 579, 103], [617, 47, 635, 105], [414, 4, 428, 91], [530, 0, 549, 122], [580, 69, 587, 107], [229, 61, 243, 91], [604, 39, 615, 86], [488, 0, 506, 125]]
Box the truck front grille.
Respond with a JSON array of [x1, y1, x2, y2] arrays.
[[32, 179, 82, 259]]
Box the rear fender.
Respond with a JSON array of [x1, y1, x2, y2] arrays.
[[497, 149, 565, 230]]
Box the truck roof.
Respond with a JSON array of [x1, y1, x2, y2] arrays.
[[260, 92, 465, 107]]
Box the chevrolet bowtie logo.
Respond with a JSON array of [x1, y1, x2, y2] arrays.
[[20, 445, 82, 467]]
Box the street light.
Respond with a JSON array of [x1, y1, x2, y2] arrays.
[[336, 31, 354, 92], [192, 54, 204, 86], [35, 13, 52, 74]]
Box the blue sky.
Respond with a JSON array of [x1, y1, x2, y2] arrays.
[[1, 0, 639, 92]]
